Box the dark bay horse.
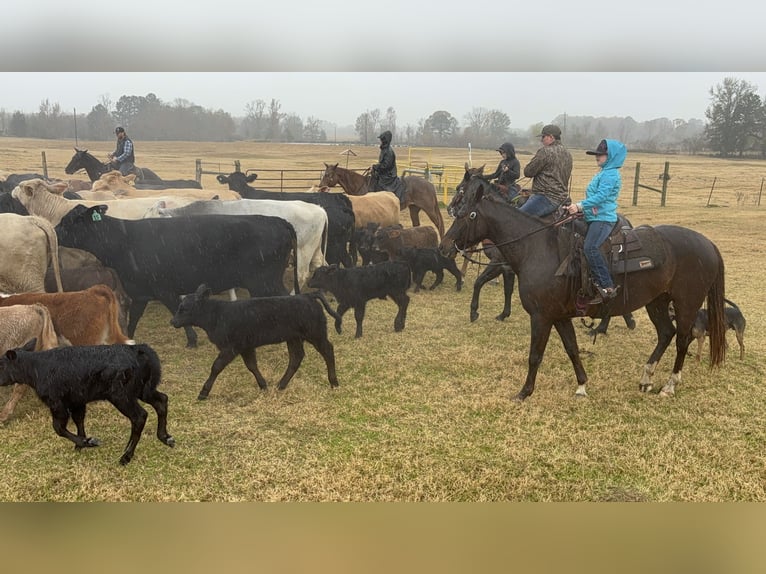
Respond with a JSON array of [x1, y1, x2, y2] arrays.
[[65, 148, 161, 183], [440, 174, 727, 401], [319, 163, 445, 238]]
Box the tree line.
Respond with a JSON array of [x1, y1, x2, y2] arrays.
[[0, 77, 760, 157]]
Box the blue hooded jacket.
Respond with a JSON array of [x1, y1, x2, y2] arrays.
[[580, 138, 627, 223]]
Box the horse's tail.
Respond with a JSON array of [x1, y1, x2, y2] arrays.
[[706, 244, 727, 367]]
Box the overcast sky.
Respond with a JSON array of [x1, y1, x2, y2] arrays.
[[2, 72, 764, 131], [1, 1, 763, 131]]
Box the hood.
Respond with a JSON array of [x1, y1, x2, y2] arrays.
[[497, 142, 516, 158], [601, 139, 627, 170], [378, 130, 392, 146]]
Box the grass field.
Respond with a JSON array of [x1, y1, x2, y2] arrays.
[[0, 138, 764, 501]]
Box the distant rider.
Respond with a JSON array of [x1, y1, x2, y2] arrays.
[[108, 126, 136, 177], [371, 130, 407, 208]]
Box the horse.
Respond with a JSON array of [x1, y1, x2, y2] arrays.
[[319, 163, 445, 238], [447, 165, 636, 331], [440, 173, 727, 401], [64, 148, 162, 183]]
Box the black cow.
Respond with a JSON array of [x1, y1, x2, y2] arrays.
[[396, 246, 463, 293], [0, 173, 47, 194], [134, 179, 202, 190], [55, 204, 298, 348], [171, 284, 340, 399], [307, 262, 411, 338], [353, 223, 389, 266], [0, 191, 28, 215], [217, 171, 355, 268], [0, 340, 174, 465]]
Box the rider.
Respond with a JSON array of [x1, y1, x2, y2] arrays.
[[566, 138, 627, 303], [485, 142, 521, 202], [520, 124, 572, 217], [371, 130, 407, 208], [108, 126, 136, 177]]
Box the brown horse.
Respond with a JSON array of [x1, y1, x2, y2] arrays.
[[440, 173, 727, 401], [319, 163, 445, 238]]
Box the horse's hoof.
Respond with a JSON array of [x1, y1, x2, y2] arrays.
[[638, 384, 653, 393], [512, 393, 527, 403], [119, 454, 133, 465], [85, 437, 100, 447], [197, 393, 208, 401], [470, 313, 479, 322], [164, 436, 176, 448], [495, 314, 509, 322]]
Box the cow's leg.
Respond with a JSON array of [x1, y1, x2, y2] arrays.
[[309, 335, 338, 388], [353, 303, 368, 338], [430, 269, 444, 290], [109, 398, 148, 465], [334, 302, 350, 334], [141, 389, 175, 447], [390, 292, 409, 333], [0, 384, 28, 424], [127, 298, 150, 339], [413, 271, 425, 292], [408, 205, 422, 228], [240, 348, 269, 390], [198, 349, 238, 400], [50, 407, 98, 449], [276, 339, 306, 390]]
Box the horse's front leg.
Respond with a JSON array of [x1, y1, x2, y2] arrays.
[[516, 315, 554, 401], [553, 318, 588, 397]]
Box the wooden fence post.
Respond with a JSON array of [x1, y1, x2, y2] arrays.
[[41, 151, 48, 179], [632, 162, 640, 206]]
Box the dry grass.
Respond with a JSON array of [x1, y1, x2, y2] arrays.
[[0, 138, 764, 501]]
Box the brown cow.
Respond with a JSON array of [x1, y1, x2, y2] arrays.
[[0, 303, 62, 423], [0, 286, 133, 422], [373, 224, 439, 259]]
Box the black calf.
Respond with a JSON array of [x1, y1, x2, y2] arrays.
[[397, 246, 463, 293], [307, 262, 411, 338], [170, 284, 340, 399], [0, 341, 174, 465]]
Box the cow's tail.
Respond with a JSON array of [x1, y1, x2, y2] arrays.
[[95, 284, 134, 345], [307, 291, 342, 323], [30, 216, 63, 292], [321, 212, 329, 263], [289, 222, 300, 295], [32, 303, 60, 350]]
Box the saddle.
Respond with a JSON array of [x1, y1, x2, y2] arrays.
[[555, 216, 665, 315]]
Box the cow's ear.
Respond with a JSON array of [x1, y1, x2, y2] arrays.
[[216, 174, 228, 184], [246, 173, 258, 183], [195, 284, 212, 300], [4, 349, 17, 360], [89, 205, 108, 221]]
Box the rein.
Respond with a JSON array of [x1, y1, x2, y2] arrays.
[[454, 208, 580, 260]]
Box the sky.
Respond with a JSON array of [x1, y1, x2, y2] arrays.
[[1, 1, 764, 131], [2, 72, 765, 131]]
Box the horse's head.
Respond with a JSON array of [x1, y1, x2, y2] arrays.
[[448, 163, 486, 217], [441, 174, 492, 256], [64, 148, 89, 175], [319, 163, 339, 188]]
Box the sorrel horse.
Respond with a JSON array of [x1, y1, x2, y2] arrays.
[[440, 174, 727, 401], [319, 163, 445, 238], [65, 148, 161, 183]]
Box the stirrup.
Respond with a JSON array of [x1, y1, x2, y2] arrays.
[[588, 285, 619, 305]]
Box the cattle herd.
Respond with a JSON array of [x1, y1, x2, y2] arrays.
[[0, 168, 466, 466]]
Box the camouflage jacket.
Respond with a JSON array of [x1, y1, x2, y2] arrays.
[[523, 141, 572, 205]]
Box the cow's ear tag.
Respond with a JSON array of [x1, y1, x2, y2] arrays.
[[91, 212, 102, 222]]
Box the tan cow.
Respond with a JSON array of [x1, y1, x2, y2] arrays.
[[343, 191, 400, 229], [12, 178, 201, 226], [90, 170, 241, 201], [0, 303, 62, 423], [0, 213, 63, 294]]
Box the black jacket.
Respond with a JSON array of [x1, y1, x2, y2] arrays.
[[485, 142, 520, 188]]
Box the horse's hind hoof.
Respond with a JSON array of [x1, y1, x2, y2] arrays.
[[85, 437, 100, 447], [164, 435, 176, 448]]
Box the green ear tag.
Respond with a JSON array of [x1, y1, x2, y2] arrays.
[[91, 212, 102, 222]]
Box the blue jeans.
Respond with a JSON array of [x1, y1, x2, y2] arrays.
[[118, 161, 135, 177], [518, 193, 558, 217], [584, 220, 615, 288]]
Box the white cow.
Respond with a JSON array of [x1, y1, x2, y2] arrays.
[[12, 178, 201, 226], [145, 198, 328, 290], [0, 213, 63, 294]]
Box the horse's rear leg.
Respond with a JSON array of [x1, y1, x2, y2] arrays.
[[408, 205, 422, 228]]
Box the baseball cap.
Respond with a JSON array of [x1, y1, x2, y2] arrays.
[[537, 124, 562, 138], [115, 127, 125, 134], [586, 139, 608, 156]]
